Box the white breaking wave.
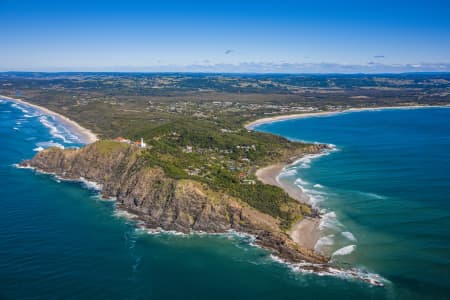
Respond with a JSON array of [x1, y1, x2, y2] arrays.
[[302, 187, 326, 196], [33, 146, 45, 152], [6, 99, 82, 143], [313, 184, 324, 188], [114, 209, 141, 221], [280, 168, 297, 177], [79, 177, 103, 190], [36, 141, 65, 149], [290, 183, 325, 207], [332, 245, 356, 257], [38, 116, 73, 143], [314, 234, 335, 253], [269, 254, 386, 287], [342, 231, 357, 242], [291, 144, 338, 169], [319, 211, 343, 230], [11, 103, 31, 114], [11, 163, 34, 170], [294, 178, 309, 185], [358, 191, 388, 200]]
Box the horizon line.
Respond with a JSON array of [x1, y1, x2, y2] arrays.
[[2, 70, 450, 75]]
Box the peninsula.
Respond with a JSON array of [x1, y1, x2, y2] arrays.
[[4, 72, 449, 269], [21, 139, 329, 264]]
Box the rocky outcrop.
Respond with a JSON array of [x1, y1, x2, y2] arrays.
[[21, 141, 328, 264]]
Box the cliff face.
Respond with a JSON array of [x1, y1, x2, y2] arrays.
[[21, 141, 327, 264]]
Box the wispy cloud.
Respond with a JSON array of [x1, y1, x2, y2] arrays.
[[373, 55, 385, 59], [224, 49, 234, 55], [5, 62, 450, 73], [145, 62, 450, 73]]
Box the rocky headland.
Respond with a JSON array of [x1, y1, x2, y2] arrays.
[[20, 141, 329, 265]]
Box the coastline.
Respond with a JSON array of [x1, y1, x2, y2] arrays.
[[0, 95, 98, 144], [7, 96, 390, 286], [18, 161, 386, 286], [256, 160, 321, 251], [251, 105, 450, 253], [247, 105, 450, 288], [245, 104, 450, 130]]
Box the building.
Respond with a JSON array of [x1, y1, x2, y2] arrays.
[[140, 137, 146, 148], [114, 137, 131, 144], [115, 136, 146, 148]]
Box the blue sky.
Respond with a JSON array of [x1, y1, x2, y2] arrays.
[[1, 0, 450, 72]]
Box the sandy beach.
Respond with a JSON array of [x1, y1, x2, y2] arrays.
[[256, 161, 320, 250], [255, 164, 285, 188], [245, 105, 450, 130], [1, 95, 98, 144], [289, 217, 321, 250]]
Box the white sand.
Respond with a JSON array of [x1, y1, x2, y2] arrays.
[[256, 161, 321, 250]]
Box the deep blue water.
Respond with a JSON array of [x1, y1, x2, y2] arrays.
[[0, 98, 448, 300]]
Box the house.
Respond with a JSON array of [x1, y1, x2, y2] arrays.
[[186, 167, 201, 176], [114, 137, 131, 144], [115, 136, 146, 148], [242, 179, 256, 185]]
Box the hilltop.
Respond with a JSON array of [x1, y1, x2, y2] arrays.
[[21, 140, 328, 264]]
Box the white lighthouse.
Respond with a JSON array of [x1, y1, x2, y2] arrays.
[[140, 138, 146, 148]]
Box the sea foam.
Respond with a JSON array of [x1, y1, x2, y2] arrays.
[[342, 231, 357, 242], [33, 146, 45, 152], [79, 177, 103, 190], [332, 245, 356, 257], [294, 178, 309, 185], [36, 141, 65, 149], [269, 254, 386, 287], [38, 116, 73, 143], [319, 211, 343, 230], [314, 234, 335, 253]]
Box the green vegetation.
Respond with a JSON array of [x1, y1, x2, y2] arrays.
[[1, 72, 449, 139], [91, 140, 131, 155], [2, 72, 449, 228], [124, 117, 312, 228]]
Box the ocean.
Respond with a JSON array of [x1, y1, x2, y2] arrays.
[[1, 98, 449, 299]]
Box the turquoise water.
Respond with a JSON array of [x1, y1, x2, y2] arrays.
[[256, 107, 450, 299], [0, 98, 448, 299]]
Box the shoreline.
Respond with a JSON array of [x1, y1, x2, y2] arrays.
[[9, 96, 387, 286], [251, 105, 450, 253], [17, 154, 385, 286], [256, 160, 322, 251], [245, 104, 450, 130], [0, 95, 98, 144]]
